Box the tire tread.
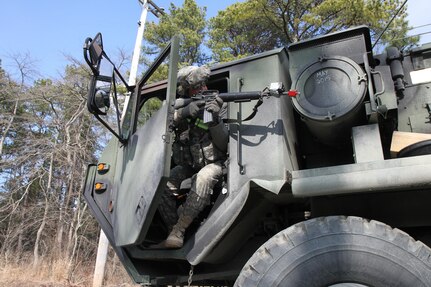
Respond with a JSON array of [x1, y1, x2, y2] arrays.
[[234, 216, 431, 287]]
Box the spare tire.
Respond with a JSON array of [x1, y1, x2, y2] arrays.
[[234, 216, 431, 287]]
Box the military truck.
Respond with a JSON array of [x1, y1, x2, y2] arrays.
[[83, 26, 431, 286]]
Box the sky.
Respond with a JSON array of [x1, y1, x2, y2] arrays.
[[0, 0, 430, 81], [0, 0, 238, 80]]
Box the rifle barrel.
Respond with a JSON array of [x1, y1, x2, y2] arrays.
[[218, 91, 262, 102], [174, 91, 262, 109]]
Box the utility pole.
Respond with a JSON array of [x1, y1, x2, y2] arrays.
[[92, 231, 109, 287], [129, 0, 149, 87], [123, 0, 165, 118], [92, 1, 164, 287]]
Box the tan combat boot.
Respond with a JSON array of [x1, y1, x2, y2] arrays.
[[164, 215, 193, 248]]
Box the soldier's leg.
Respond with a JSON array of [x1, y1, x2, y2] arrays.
[[165, 163, 223, 248], [182, 162, 223, 218], [158, 165, 194, 231]]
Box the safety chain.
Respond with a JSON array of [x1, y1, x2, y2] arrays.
[[187, 264, 194, 287]]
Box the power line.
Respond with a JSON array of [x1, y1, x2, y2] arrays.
[[372, 0, 409, 49], [409, 23, 431, 30], [409, 31, 431, 38], [392, 31, 431, 42]]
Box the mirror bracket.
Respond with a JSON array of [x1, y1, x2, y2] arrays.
[[94, 114, 127, 145], [84, 33, 131, 145]]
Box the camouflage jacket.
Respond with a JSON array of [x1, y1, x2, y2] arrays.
[[172, 106, 228, 170]]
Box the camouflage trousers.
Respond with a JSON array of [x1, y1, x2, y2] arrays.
[[159, 162, 223, 230]]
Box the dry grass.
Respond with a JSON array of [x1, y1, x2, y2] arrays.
[[0, 255, 138, 287]]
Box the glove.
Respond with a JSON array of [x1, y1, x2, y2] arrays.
[[179, 100, 205, 119], [205, 96, 223, 121]]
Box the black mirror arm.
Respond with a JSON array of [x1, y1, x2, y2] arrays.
[[94, 114, 127, 144], [111, 74, 124, 138], [113, 65, 134, 92], [95, 74, 112, 82]]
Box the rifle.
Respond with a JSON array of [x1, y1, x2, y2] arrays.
[[174, 83, 285, 124]]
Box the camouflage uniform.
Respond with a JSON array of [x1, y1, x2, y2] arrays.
[[157, 66, 228, 248]]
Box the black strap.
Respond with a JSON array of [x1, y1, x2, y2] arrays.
[[223, 97, 264, 124], [243, 98, 264, 121]]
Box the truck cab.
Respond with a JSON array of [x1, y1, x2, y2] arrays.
[[83, 26, 431, 286]]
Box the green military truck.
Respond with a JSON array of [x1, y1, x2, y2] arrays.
[[83, 26, 431, 286]]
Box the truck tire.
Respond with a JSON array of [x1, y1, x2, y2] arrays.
[[234, 216, 431, 287]]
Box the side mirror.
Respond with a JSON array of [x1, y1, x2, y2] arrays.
[[84, 33, 132, 144], [94, 88, 111, 111], [87, 76, 113, 116], [84, 33, 104, 74]]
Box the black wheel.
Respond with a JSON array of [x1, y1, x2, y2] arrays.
[[398, 139, 431, 158], [234, 216, 431, 287]]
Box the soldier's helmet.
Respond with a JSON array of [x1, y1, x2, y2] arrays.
[[177, 66, 210, 96]]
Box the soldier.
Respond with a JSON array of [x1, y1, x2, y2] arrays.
[[156, 65, 228, 249]]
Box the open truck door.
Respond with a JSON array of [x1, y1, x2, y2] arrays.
[[83, 34, 179, 280]]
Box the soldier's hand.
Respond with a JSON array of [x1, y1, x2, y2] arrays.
[[205, 96, 223, 120], [180, 100, 205, 119]]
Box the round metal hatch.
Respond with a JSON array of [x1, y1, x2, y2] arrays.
[[291, 56, 367, 121]]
